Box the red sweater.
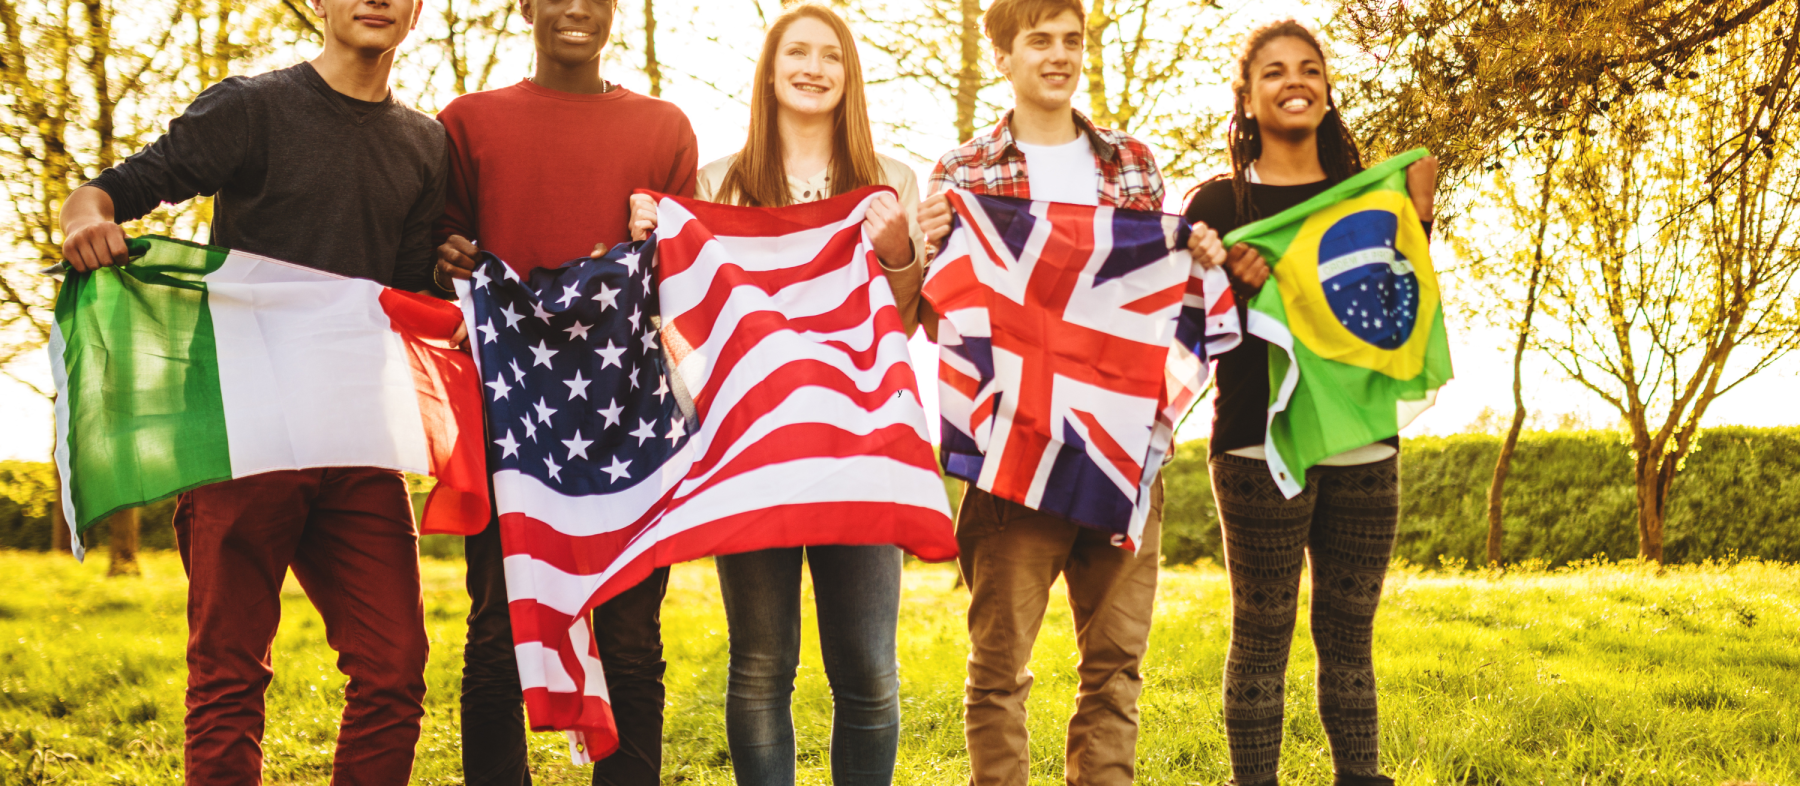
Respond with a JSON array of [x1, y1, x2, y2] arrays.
[[437, 80, 698, 274]]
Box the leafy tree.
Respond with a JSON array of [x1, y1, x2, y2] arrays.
[[852, 0, 1005, 153], [0, 0, 294, 565], [1338, 0, 1792, 188], [1448, 135, 1569, 565], [415, 0, 523, 103], [1081, 0, 1234, 182], [854, 0, 1236, 184], [1534, 16, 1800, 561]]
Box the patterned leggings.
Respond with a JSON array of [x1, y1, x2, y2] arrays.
[[1209, 453, 1400, 786]]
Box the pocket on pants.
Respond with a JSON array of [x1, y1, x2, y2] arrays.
[[955, 487, 1007, 540]]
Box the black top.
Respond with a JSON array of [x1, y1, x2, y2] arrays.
[[1185, 175, 1428, 456], [89, 62, 448, 293]]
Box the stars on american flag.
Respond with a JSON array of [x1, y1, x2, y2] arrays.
[[596, 340, 626, 369], [564, 370, 591, 400], [467, 244, 690, 495]]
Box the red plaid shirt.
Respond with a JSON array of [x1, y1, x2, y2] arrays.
[[928, 109, 1165, 211]]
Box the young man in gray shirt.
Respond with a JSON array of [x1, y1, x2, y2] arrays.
[[59, 1, 447, 783]]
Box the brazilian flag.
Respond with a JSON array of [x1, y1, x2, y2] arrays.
[[1221, 148, 1453, 497]]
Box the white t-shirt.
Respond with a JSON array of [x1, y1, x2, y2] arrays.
[[1017, 137, 1099, 206]]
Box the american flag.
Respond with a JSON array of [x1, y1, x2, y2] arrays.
[[924, 190, 1239, 550], [458, 186, 956, 762]]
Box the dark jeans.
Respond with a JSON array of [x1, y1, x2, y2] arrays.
[[714, 545, 903, 786], [461, 520, 670, 786]]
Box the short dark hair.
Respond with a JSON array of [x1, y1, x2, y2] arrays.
[[982, 0, 1086, 53]]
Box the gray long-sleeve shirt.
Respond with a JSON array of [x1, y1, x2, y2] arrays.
[[90, 62, 448, 293]]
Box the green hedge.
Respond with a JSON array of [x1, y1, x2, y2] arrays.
[[1158, 426, 1800, 566], [5, 426, 1798, 566]]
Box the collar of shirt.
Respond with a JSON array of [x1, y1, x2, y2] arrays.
[[787, 168, 833, 203], [982, 107, 1118, 168]]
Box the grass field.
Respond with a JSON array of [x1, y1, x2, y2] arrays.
[[0, 552, 1795, 785]]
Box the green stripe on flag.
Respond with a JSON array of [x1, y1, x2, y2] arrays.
[[1222, 148, 1428, 253], [56, 236, 234, 532]]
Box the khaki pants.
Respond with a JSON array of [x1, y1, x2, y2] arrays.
[[956, 477, 1163, 786]]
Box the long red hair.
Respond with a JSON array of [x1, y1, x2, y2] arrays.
[[716, 3, 885, 207]]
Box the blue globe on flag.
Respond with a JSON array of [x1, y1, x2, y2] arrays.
[[1316, 210, 1419, 350]]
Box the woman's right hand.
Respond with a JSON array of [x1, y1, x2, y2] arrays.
[[628, 194, 659, 242], [1224, 243, 1271, 294]]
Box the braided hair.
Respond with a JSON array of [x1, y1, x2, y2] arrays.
[[1226, 20, 1364, 223]]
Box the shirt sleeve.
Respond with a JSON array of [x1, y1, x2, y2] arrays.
[[1183, 179, 1235, 236], [663, 113, 700, 199], [435, 105, 477, 246], [1137, 144, 1167, 208], [394, 142, 450, 297], [927, 155, 956, 196], [87, 78, 252, 223], [880, 162, 926, 334], [694, 163, 718, 203]]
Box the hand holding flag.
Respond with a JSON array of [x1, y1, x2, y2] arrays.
[[1221, 148, 1453, 497]]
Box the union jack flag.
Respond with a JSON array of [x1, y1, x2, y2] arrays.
[[924, 190, 1239, 549], [458, 186, 957, 763]]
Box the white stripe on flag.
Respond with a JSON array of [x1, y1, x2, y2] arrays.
[[207, 253, 429, 477], [513, 641, 580, 693], [501, 454, 949, 615], [47, 320, 80, 559]]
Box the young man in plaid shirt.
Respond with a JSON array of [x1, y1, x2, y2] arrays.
[[917, 1, 1224, 784]]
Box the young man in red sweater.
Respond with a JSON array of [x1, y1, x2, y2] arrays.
[[431, 0, 697, 783]]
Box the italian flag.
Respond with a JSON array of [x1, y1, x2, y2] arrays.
[[51, 236, 489, 557]]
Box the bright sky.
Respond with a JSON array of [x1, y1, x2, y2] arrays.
[[2, 0, 1795, 461]]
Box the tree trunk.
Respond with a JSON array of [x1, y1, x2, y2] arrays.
[[81, 0, 114, 169], [642, 0, 660, 97], [1485, 143, 1560, 566], [48, 411, 72, 554], [1084, 0, 1109, 125], [106, 507, 140, 576], [50, 478, 73, 553], [1487, 262, 1544, 567], [1486, 414, 1522, 565], [1633, 455, 1666, 563], [953, 0, 981, 143]]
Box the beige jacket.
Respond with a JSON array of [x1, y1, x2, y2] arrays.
[[695, 153, 927, 332]]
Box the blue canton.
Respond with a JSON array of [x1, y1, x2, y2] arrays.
[[466, 243, 690, 496]]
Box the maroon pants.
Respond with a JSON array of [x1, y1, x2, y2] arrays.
[[172, 468, 428, 786]]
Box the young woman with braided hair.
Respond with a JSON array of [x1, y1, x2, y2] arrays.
[[1182, 20, 1437, 786]]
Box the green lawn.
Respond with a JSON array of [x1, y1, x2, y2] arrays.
[[0, 551, 1795, 785]]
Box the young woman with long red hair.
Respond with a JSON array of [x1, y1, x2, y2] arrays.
[[627, 5, 924, 785]]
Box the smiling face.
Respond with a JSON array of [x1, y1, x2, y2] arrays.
[[312, 0, 422, 56], [1244, 35, 1330, 139], [995, 9, 1084, 113], [521, 0, 614, 69], [769, 16, 846, 119]]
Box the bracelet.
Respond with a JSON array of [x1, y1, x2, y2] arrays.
[[877, 240, 924, 273], [433, 263, 453, 293]]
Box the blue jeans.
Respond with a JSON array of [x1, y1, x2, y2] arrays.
[[714, 545, 903, 786]]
